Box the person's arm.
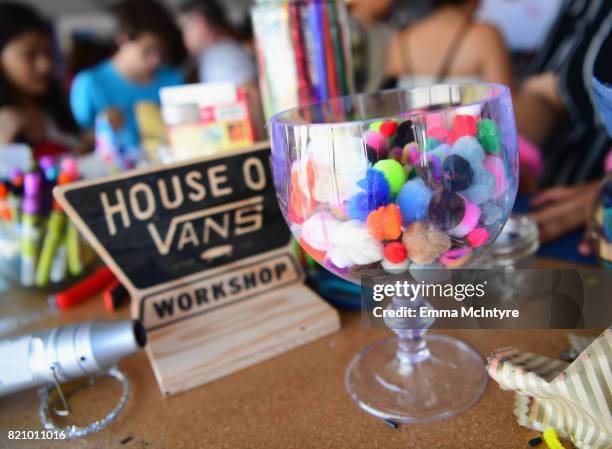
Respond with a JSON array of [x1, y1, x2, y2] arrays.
[[514, 72, 567, 146], [385, 32, 404, 78], [474, 23, 514, 89], [69, 72, 98, 130], [0, 107, 25, 146], [529, 180, 600, 250]]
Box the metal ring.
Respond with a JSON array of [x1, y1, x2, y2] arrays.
[[38, 366, 131, 439]]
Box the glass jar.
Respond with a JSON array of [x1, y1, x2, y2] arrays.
[[478, 214, 539, 268], [591, 174, 612, 268]]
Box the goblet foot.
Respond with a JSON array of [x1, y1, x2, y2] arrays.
[[345, 334, 487, 423]]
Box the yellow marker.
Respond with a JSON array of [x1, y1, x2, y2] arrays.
[[543, 428, 567, 449]]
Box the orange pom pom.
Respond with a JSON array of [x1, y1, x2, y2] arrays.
[[367, 204, 402, 240]]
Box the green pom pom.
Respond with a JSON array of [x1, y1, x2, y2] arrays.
[[425, 137, 441, 151], [477, 119, 501, 154], [369, 120, 384, 132], [373, 159, 407, 196]]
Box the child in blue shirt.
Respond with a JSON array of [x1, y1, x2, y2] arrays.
[[70, 0, 185, 149]]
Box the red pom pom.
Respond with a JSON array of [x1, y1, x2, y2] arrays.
[[467, 227, 489, 247], [426, 125, 447, 142], [379, 121, 398, 138], [384, 242, 407, 263], [449, 115, 477, 143]]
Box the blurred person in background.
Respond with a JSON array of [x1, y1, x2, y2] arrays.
[[0, 2, 78, 153], [385, 0, 513, 89], [178, 0, 256, 85], [517, 1, 611, 246], [70, 0, 185, 149]]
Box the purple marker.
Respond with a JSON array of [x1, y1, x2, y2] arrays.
[[21, 171, 42, 286]]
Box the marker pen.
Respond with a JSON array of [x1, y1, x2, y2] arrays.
[[0, 182, 12, 222], [20, 172, 42, 287], [49, 266, 116, 311], [8, 168, 23, 223], [37, 171, 73, 286]]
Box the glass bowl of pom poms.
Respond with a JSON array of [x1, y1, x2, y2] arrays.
[[270, 84, 518, 278], [269, 84, 519, 423]]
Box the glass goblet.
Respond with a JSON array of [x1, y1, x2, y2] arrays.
[[269, 84, 519, 423]]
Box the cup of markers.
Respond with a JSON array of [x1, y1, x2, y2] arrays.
[[0, 156, 96, 288]]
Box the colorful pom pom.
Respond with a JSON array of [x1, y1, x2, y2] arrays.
[[425, 137, 442, 151], [369, 120, 383, 132], [327, 220, 383, 268], [483, 155, 508, 198], [396, 178, 432, 224], [379, 121, 398, 138], [442, 154, 474, 191], [402, 221, 451, 265], [428, 190, 465, 231], [299, 237, 327, 263], [301, 212, 339, 252], [427, 125, 447, 142], [365, 130, 389, 152], [307, 130, 368, 202], [449, 115, 477, 144], [384, 241, 407, 263], [394, 119, 415, 147], [373, 159, 407, 196], [451, 136, 485, 165], [476, 118, 501, 154], [381, 257, 410, 273], [288, 161, 316, 224], [448, 200, 480, 238], [439, 247, 472, 268], [357, 167, 392, 200], [348, 192, 370, 221], [481, 203, 502, 226], [467, 227, 490, 247], [461, 167, 495, 204], [367, 204, 402, 240]]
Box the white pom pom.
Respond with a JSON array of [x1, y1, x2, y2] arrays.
[[327, 220, 383, 268]]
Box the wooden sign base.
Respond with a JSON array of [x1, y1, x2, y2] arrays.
[[55, 143, 341, 397], [146, 284, 339, 396]]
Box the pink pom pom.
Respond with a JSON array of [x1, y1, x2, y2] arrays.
[[449, 115, 477, 144], [483, 156, 508, 198], [605, 149, 612, 173], [365, 131, 389, 152], [427, 126, 447, 142], [439, 247, 472, 267], [467, 227, 490, 247], [448, 200, 480, 238], [518, 134, 543, 178], [425, 112, 445, 129]]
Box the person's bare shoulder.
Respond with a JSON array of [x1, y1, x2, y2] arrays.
[[468, 22, 507, 50]]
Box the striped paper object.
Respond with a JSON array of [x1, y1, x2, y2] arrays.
[[487, 329, 612, 449]]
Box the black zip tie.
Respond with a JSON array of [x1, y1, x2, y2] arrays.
[[383, 419, 399, 429], [528, 436, 543, 447]]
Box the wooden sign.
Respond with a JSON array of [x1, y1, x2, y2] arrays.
[[55, 142, 340, 396]]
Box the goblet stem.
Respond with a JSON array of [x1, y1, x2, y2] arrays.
[[385, 296, 435, 367]]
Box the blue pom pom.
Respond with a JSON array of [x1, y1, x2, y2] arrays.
[[348, 192, 370, 221], [425, 137, 441, 151], [350, 169, 391, 221], [481, 203, 502, 226], [396, 178, 432, 224], [451, 136, 485, 165], [461, 168, 495, 204], [430, 144, 450, 160]]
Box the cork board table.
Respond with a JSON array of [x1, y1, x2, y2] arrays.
[[0, 259, 600, 449]]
